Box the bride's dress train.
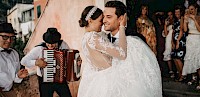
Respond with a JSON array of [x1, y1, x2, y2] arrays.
[[78, 36, 162, 97], [110, 36, 162, 97]]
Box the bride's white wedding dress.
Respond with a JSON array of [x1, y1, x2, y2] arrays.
[[78, 32, 162, 97]]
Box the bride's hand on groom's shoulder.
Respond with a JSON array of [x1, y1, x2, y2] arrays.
[[120, 13, 127, 27]]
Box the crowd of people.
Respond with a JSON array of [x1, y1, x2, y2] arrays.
[[149, 0, 200, 90], [0, 0, 200, 97], [134, 1, 200, 91]]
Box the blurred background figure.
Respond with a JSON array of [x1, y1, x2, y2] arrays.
[[163, 11, 175, 78], [182, 4, 200, 90], [171, 5, 186, 82], [136, 5, 157, 55]]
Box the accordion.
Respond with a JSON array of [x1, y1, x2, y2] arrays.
[[43, 49, 81, 83]]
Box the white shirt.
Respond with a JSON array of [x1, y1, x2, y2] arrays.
[[110, 31, 119, 43], [21, 41, 69, 76], [0, 47, 22, 91]]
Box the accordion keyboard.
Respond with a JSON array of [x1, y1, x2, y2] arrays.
[[43, 50, 56, 82]]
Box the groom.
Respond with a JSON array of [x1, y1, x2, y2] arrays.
[[103, 1, 162, 97], [104, 1, 126, 43]]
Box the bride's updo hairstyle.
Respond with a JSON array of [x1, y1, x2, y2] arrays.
[[79, 6, 103, 27]]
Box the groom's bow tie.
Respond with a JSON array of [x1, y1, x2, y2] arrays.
[[107, 33, 116, 43], [1, 49, 12, 54]]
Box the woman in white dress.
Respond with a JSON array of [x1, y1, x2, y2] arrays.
[[78, 3, 162, 97], [182, 4, 200, 89], [78, 6, 127, 97], [163, 11, 174, 77]]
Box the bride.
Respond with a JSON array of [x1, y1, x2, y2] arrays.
[[78, 5, 127, 97], [78, 1, 162, 97]]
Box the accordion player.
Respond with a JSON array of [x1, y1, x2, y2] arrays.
[[42, 49, 81, 83]]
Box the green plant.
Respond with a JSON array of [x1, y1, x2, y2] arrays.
[[11, 37, 28, 60]]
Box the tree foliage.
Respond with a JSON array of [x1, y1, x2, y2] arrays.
[[11, 37, 28, 60]]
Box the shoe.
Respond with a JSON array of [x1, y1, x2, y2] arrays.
[[169, 71, 175, 78], [169, 71, 174, 74], [196, 85, 200, 90], [178, 76, 186, 82], [178, 78, 184, 82], [192, 75, 197, 81], [187, 81, 192, 85], [170, 74, 175, 78], [188, 78, 197, 85]]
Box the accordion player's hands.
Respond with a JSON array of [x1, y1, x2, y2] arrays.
[[35, 58, 47, 68]]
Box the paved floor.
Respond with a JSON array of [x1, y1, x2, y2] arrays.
[[162, 77, 200, 97]]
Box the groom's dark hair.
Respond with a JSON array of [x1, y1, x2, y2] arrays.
[[105, 1, 127, 18]]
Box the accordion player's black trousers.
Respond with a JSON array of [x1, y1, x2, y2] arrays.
[[38, 76, 72, 97]]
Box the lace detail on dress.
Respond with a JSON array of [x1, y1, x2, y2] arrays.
[[125, 36, 162, 97], [79, 35, 162, 97], [82, 32, 100, 71], [107, 36, 162, 97], [82, 32, 115, 70], [88, 32, 126, 58]]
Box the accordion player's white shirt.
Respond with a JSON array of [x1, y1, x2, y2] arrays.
[[20, 41, 69, 76]]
